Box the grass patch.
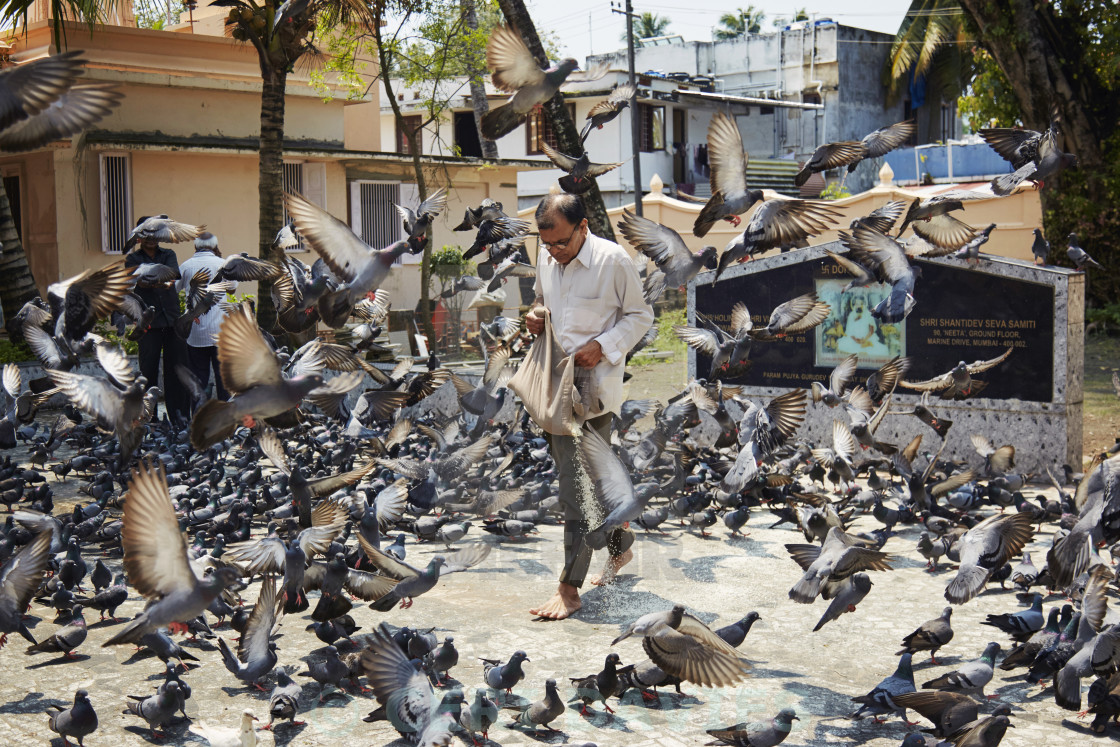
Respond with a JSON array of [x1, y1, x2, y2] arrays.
[[630, 306, 688, 366]]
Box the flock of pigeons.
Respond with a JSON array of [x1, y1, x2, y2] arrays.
[[0, 27, 1112, 747]]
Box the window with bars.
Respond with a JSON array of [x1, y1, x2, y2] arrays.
[[282, 161, 325, 252], [526, 104, 576, 155], [397, 115, 422, 154], [639, 104, 665, 153], [349, 180, 420, 264], [99, 153, 131, 254]]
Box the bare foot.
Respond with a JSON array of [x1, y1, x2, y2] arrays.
[[530, 583, 581, 620], [590, 548, 633, 586]]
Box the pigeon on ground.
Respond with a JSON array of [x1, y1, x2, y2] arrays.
[[981, 593, 1043, 641], [264, 670, 304, 730], [509, 678, 565, 732], [569, 652, 623, 715], [459, 688, 499, 744], [715, 612, 761, 648], [892, 690, 978, 739], [1067, 233, 1103, 271], [946, 709, 1014, 746], [26, 603, 87, 658], [47, 689, 98, 747], [898, 607, 954, 664], [944, 513, 1034, 604], [482, 650, 530, 693], [480, 24, 606, 139], [122, 681, 181, 740], [851, 653, 917, 723], [706, 707, 799, 746], [611, 603, 750, 687], [922, 642, 1001, 698], [786, 526, 893, 604], [580, 82, 635, 141], [361, 623, 449, 740], [305, 645, 351, 702], [104, 463, 242, 645]]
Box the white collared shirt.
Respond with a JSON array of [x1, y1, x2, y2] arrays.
[[533, 231, 654, 418], [177, 251, 237, 347]]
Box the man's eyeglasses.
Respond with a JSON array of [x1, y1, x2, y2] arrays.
[[541, 223, 583, 252]]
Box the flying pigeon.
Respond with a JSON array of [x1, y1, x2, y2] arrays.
[[580, 82, 636, 141]]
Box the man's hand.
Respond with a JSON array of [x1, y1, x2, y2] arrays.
[[525, 309, 545, 335], [573, 340, 603, 368]]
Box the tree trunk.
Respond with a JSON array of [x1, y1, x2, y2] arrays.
[[0, 178, 39, 335], [256, 67, 287, 331], [495, 0, 617, 241], [463, 0, 498, 160], [374, 18, 437, 349]]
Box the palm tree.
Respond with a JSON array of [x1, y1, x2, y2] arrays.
[[219, 0, 373, 329], [621, 11, 671, 44], [714, 6, 764, 40], [772, 8, 808, 28]]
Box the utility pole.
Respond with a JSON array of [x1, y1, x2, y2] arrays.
[[611, 0, 643, 215]]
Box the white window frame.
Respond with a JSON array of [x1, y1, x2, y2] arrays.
[[282, 160, 327, 253], [99, 152, 132, 254], [349, 179, 421, 265]]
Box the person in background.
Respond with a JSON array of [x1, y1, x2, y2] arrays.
[[177, 232, 236, 402], [125, 216, 190, 424], [524, 193, 654, 620]]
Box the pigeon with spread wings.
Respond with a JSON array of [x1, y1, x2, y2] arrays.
[[981, 116, 1077, 195], [189, 304, 362, 449], [580, 82, 636, 142], [712, 200, 840, 284], [722, 389, 806, 493], [396, 186, 447, 252], [538, 141, 624, 195], [898, 347, 1012, 400], [480, 24, 607, 140], [104, 462, 242, 645], [693, 112, 763, 237], [358, 535, 491, 610], [617, 208, 716, 302]]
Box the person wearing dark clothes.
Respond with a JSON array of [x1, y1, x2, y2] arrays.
[[124, 222, 189, 424]]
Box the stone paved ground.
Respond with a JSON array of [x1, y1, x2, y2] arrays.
[[0, 473, 1106, 747]]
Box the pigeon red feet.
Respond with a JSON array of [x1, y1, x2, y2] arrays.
[[253, 683, 269, 693], [242, 415, 257, 428], [168, 621, 190, 636], [641, 690, 658, 702], [580, 704, 589, 717], [604, 703, 615, 714]]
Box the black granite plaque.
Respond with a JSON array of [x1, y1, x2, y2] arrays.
[[694, 256, 1055, 402]]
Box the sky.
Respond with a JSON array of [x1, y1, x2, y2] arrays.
[[531, 1, 915, 65]]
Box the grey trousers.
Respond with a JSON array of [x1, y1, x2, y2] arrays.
[[546, 413, 636, 588]]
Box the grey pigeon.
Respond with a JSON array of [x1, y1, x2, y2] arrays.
[[982, 117, 1077, 195], [950, 710, 1014, 747], [787, 526, 893, 604], [125, 214, 203, 250], [395, 186, 448, 249], [981, 593, 1043, 641], [723, 389, 807, 493], [452, 198, 506, 231], [716, 612, 762, 648], [539, 141, 624, 195], [812, 354, 859, 407], [712, 200, 839, 284], [217, 575, 280, 689], [359, 535, 490, 611], [813, 573, 873, 632], [482, 650, 530, 693], [578, 421, 650, 550], [459, 688, 498, 744], [580, 82, 635, 141], [900, 348, 1013, 401], [26, 603, 87, 658], [693, 113, 764, 237], [360, 624, 442, 740], [509, 677, 564, 732], [943, 513, 1034, 604], [122, 681, 181, 739], [898, 607, 954, 664], [617, 208, 716, 302], [189, 303, 361, 448], [851, 653, 916, 723], [706, 707, 799, 746], [306, 645, 350, 702], [839, 224, 919, 322], [0, 529, 51, 648], [48, 689, 98, 746], [1030, 228, 1049, 265], [922, 642, 1001, 697], [284, 192, 412, 327], [674, 313, 749, 379], [265, 670, 304, 730], [104, 463, 242, 645], [1067, 232, 1102, 271], [892, 690, 978, 738], [480, 24, 605, 140], [954, 223, 996, 262]]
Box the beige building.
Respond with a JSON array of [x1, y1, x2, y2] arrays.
[[1, 4, 544, 324]]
